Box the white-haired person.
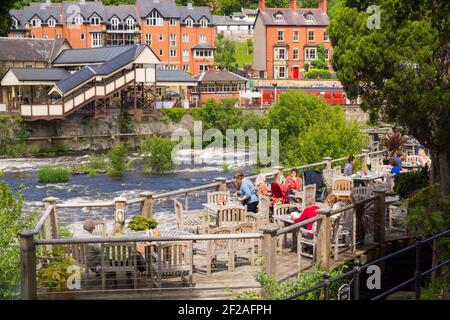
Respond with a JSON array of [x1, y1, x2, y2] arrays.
[[254, 174, 268, 196]]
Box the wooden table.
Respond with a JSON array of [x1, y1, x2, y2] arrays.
[[402, 162, 421, 170], [351, 172, 384, 186], [202, 202, 243, 225], [273, 214, 297, 251]]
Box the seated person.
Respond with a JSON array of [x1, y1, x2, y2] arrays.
[[291, 199, 320, 237], [254, 174, 268, 196], [390, 158, 401, 174], [418, 149, 431, 166], [344, 155, 355, 176], [73, 219, 102, 274], [326, 194, 347, 217], [270, 182, 290, 206], [283, 168, 302, 192], [394, 152, 403, 169]]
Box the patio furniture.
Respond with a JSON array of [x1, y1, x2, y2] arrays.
[[352, 186, 374, 200], [297, 222, 318, 271], [332, 177, 353, 202], [257, 195, 271, 227], [206, 226, 234, 275], [101, 243, 138, 291], [244, 212, 263, 230], [93, 218, 107, 237], [331, 213, 352, 261], [322, 169, 335, 193], [207, 191, 230, 205], [301, 184, 317, 208], [216, 205, 247, 227], [149, 241, 193, 287], [273, 203, 297, 250], [334, 166, 342, 176], [233, 222, 257, 264], [174, 199, 205, 234]]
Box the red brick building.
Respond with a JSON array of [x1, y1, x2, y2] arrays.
[[9, 0, 216, 75], [252, 0, 331, 79]]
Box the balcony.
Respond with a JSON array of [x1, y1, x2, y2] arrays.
[[106, 24, 138, 33]]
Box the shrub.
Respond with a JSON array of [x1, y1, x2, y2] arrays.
[[128, 216, 158, 231], [304, 68, 333, 79], [160, 108, 188, 123], [107, 143, 129, 176], [394, 166, 430, 198], [0, 181, 36, 299], [140, 136, 176, 173], [37, 248, 77, 291], [191, 99, 242, 133], [37, 167, 70, 183]]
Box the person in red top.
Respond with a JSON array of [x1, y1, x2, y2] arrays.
[[284, 168, 302, 191], [291, 200, 320, 235]]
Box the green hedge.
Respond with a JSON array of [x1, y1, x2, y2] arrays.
[[394, 166, 429, 198], [37, 167, 70, 183], [304, 69, 333, 79], [160, 108, 188, 123]]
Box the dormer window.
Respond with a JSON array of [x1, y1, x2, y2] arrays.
[[185, 18, 193, 28], [200, 18, 208, 28], [146, 11, 163, 26], [12, 18, 18, 29], [126, 17, 135, 30], [73, 15, 83, 25], [305, 13, 313, 21], [111, 17, 119, 30], [47, 18, 56, 27], [31, 18, 41, 27], [274, 13, 283, 21], [90, 16, 100, 26]]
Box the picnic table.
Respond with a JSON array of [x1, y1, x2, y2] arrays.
[[402, 162, 421, 170], [351, 172, 384, 186]]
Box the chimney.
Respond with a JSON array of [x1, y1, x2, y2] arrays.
[[289, 0, 297, 10], [319, 0, 327, 13], [187, 2, 193, 10], [258, 0, 266, 12]]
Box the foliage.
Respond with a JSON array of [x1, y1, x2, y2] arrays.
[[58, 226, 73, 238], [128, 216, 158, 231], [0, 142, 39, 157], [192, 99, 242, 133], [304, 68, 333, 79], [0, 181, 35, 299], [37, 167, 70, 183], [69, 154, 108, 175], [36, 248, 77, 291], [233, 40, 254, 68], [310, 44, 328, 70], [329, 0, 450, 193], [421, 272, 450, 300], [140, 136, 177, 173], [266, 91, 365, 166], [107, 143, 129, 176], [380, 131, 408, 157], [215, 34, 237, 69], [160, 107, 188, 123], [394, 166, 430, 199], [229, 264, 347, 300]]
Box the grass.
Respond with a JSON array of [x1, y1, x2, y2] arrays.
[[232, 40, 253, 68], [68, 154, 108, 175], [37, 167, 70, 183]]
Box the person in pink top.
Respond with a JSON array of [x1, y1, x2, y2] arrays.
[[291, 199, 320, 237], [283, 168, 302, 191]]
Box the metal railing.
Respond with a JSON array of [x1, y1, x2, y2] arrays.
[[284, 229, 450, 300]]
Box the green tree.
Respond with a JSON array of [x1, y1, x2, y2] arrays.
[[220, 0, 241, 16], [246, 38, 254, 56], [0, 181, 35, 299], [215, 34, 237, 69], [107, 142, 129, 176], [310, 44, 328, 70], [140, 136, 177, 173], [191, 99, 242, 133], [329, 0, 450, 195]]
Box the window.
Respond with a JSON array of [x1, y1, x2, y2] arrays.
[[200, 64, 208, 72], [92, 33, 101, 47], [47, 18, 56, 27], [31, 18, 41, 27], [274, 47, 286, 60], [324, 31, 329, 41], [183, 49, 189, 62], [146, 11, 163, 26], [31, 35, 36, 38], [126, 18, 135, 30], [159, 49, 164, 56], [277, 31, 284, 42], [183, 64, 189, 72], [293, 31, 299, 42], [194, 49, 213, 58], [200, 18, 208, 28], [169, 19, 176, 26], [185, 18, 193, 28], [125, 34, 133, 45], [274, 13, 283, 21], [74, 15, 83, 25], [170, 49, 177, 57], [274, 66, 286, 79], [80, 33, 85, 40], [12, 18, 18, 29], [170, 34, 176, 46], [182, 34, 189, 43], [145, 33, 152, 45], [110, 17, 119, 30], [305, 13, 313, 21], [90, 16, 100, 26], [199, 34, 206, 43], [159, 34, 163, 41], [43, 35, 48, 39], [304, 47, 317, 60], [293, 48, 299, 60], [308, 31, 315, 42], [26, 64, 33, 68], [325, 48, 329, 60], [111, 34, 119, 45]]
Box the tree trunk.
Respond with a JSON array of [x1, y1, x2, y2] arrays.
[[430, 147, 450, 196]]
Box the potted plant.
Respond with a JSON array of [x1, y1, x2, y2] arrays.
[[128, 216, 158, 235], [381, 131, 408, 157]]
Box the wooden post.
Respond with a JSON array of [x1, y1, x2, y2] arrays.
[[114, 197, 127, 230], [139, 192, 154, 218], [20, 231, 37, 300], [361, 149, 369, 174], [214, 177, 227, 192], [261, 225, 278, 277], [373, 189, 386, 244], [274, 166, 284, 184], [43, 197, 58, 239], [317, 209, 332, 270], [323, 157, 332, 170]]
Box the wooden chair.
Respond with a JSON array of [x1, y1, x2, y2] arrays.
[[331, 212, 353, 261], [101, 243, 138, 291], [207, 191, 230, 205], [332, 177, 353, 202], [301, 184, 317, 209], [93, 218, 107, 237], [257, 195, 270, 227], [388, 205, 407, 234], [244, 212, 262, 230], [206, 226, 234, 275], [352, 186, 374, 200], [322, 169, 335, 192], [174, 199, 204, 234], [67, 243, 90, 288], [334, 166, 342, 176], [297, 222, 318, 271], [233, 222, 257, 264], [273, 203, 297, 251], [216, 205, 246, 227], [149, 241, 193, 287]]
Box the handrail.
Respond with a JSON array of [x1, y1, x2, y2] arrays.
[[277, 216, 322, 235], [34, 232, 263, 245], [32, 205, 54, 234], [153, 182, 221, 199]]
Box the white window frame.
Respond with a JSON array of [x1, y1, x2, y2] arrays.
[[91, 33, 102, 47], [110, 17, 119, 30], [47, 18, 56, 27], [293, 30, 299, 42], [308, 30, 315, 42], [183, 64, 189, 72], [73, 15, 83, 25], [274, 47, 287, 61], [169, 19, 176, 26], [324, 31, 329, 42], [170, 34, 176, 46], [277, 30, 284, 42], [305, 13, 313, 21], [170, 49, 177, 57], [126, 18, 135, 30], [182, 34, 189, 43], [199, 34, 206, 43], [304, 47, 317, 60], [31, 18, 41, 27], [199, 64, 208, 72], [12, 18, 18, 29], [145, 33, 152, 46], [182, 49, 189, 62], [274, 66, 286, 79], [293, 48, 299, 60], [200, 18, 208, 28], [146, 11, 163, 26], [185, 18, 193, 28], [325, 48, 329, 60], [194, 49, 213, 58], [274, 13, 283, 21], [43, 35, 48, 39], [90, 16, 100, 26]]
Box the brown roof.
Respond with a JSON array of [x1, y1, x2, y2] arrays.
[[193, 70, 247, 82], [0, 37, 69, 63], [258, 8, 329, 26]]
